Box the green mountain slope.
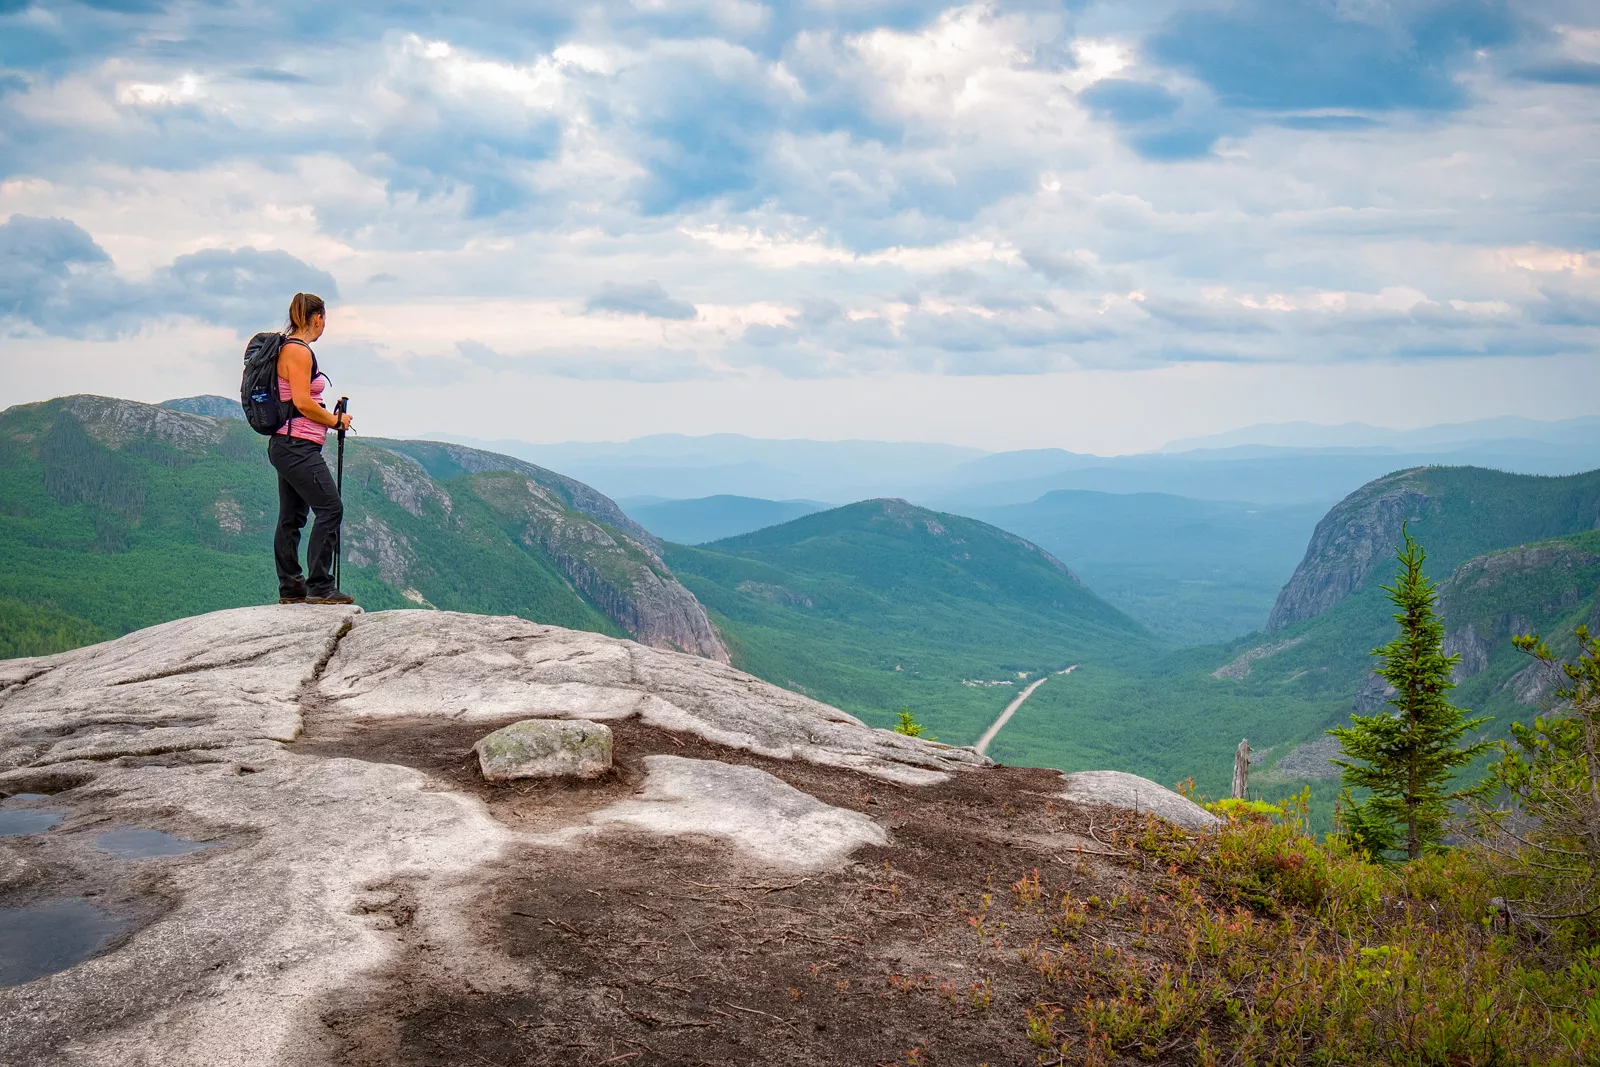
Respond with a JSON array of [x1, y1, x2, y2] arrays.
[[1441, 531, 1600, 720], [0, 395, 725, 660], [663, 498, 1158, 748], [1196, 466, 1600, 787]]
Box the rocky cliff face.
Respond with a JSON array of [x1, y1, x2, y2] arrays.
[[379, 438, 658, 547], [0, 607, 1207, 1065], [1268, 466, 1600, 635], [1266, 470, 1430, 632], [159, 395, 243, 420], [368, 438, 728, 660], [63, 394, 230, 452], [1435, 533, 1600, 702], [468, 470, 728, 662]]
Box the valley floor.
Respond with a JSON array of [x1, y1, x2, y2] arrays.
[[973, 666, 1075, 756]]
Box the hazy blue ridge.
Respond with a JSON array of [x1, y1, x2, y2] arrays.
[[969, 490, 1324, 645], [422, 424, 1600, 510], [160, 395, 243, 419], [621, 495, 830, 545]]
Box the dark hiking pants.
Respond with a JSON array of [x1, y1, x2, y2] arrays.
[[267, 435, 343, 598]]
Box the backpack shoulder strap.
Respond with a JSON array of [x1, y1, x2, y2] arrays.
[[280, 338, 319, 380]]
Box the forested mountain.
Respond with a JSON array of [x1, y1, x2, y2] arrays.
[[0, 395, 725, 661], [1204, 466, 1600, 784], [663, 498, 1155, 748]]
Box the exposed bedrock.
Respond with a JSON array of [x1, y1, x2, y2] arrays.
[[1267, 471, 1429, 632], [0, 606, 1212, 1065], [1057, 770, 1221, 831]]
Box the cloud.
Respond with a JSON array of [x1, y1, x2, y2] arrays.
[[1512, 59, 1600, 85], [236, 68, 315, 85], [1149, 0, 1519, 112], [1270, 114, 1384, 131], [1075, 78, 1231, 160], [1020, 247, 1096, 284], [1530, 288, 1600, 326], [0, 0, 1595, 398], [454, 338, 714, 381], [158, 248, 340, 331], [585, 280, 698, 320], [0, 214, 337, 337], [1079, 79, 1181, 123], [0, 214, 136, 336]]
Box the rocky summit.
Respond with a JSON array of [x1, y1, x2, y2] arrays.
[[0, 607, 1212, 1066]]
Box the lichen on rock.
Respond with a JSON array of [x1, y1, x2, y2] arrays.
[[474, 719, 613, 780]]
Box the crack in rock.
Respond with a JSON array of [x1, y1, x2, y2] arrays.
[[109, 648, 277, 687]]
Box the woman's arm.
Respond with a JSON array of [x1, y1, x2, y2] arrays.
[[278, 343, 351, 430]]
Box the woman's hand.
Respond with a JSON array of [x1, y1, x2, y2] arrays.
[[337, 412, 355, 432]]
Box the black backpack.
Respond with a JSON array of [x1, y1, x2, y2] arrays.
[[240, 332, 318, 436]]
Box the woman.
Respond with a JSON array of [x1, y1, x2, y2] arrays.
[[268, 292, 355, 605]]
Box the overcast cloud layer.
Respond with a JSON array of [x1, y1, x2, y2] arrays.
[[1, 0, 1597, 449]]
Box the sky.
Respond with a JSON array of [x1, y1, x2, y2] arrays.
[[1, 0, 1598, 453]]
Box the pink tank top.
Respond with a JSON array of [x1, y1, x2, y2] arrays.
[[276, 341, 329, 446]]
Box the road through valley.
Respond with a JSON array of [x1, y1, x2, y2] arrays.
[[972, 665, 1077, 756]]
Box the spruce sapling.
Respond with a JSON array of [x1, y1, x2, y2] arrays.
[[1329, 524, 1492, 861]]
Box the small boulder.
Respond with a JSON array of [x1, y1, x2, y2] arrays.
[[474, 719, 613, 781], [1058, 770, 1221, 831]]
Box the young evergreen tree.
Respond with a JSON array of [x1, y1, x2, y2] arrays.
[[1471, 627, 1600, 948], [1329, 525, 1492, 861]]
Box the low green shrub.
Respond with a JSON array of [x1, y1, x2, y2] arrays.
[[1206, 797, 1285, 820], [1031, 808, 1598, 1065]]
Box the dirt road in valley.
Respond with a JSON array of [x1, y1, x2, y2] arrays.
[[971, 665, 1077, 756]]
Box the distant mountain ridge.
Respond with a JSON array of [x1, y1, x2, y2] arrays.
[[423, 431, 984, 503], [428, 426, 1600, 509], [1164, 415, 1600, 453], [0, 395, 726, 661], [969, 489, 1324, 645], [621, 495, 829, 545], [161, 394, 242, 419]]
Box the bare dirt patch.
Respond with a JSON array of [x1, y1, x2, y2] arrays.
[[295, 714, 1184, 1066]]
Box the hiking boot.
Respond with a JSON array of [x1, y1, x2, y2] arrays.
[[278, 595, 307, 604], [279, 583, 308, 605], [307, 590, 355, 605]]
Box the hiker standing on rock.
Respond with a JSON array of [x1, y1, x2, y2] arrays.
[[262, 292, 354, 605]]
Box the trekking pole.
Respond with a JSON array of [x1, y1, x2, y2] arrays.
[[333, 397, 348, 591]]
